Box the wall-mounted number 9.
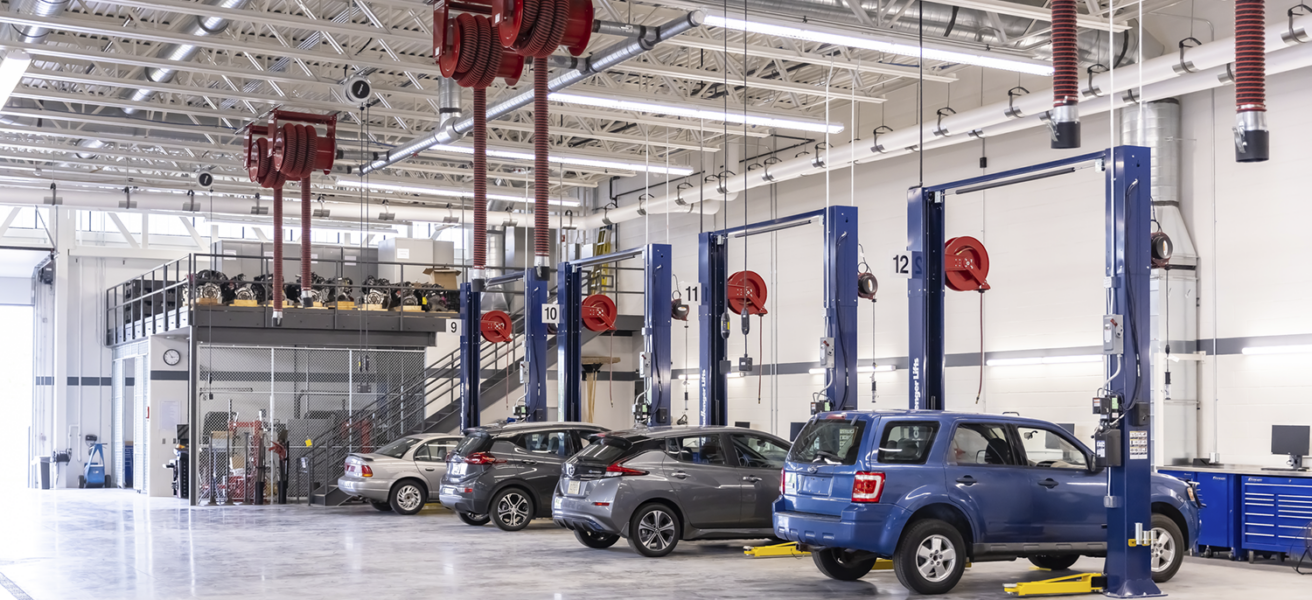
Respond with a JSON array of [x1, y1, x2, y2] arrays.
[[445, 320, 462, 335]]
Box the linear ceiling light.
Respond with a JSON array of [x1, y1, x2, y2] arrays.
[[334, 178, 581, 207], [703, 15, 1053, 76], [204, 216, 399, 233], [0, 51, 32, 107], [549, 91, 844, 134], [1241, 344, 1312, 355], [986, 355, 1102, 367], [427, 144, 693, 176]]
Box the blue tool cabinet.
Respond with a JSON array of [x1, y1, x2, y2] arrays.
[[1159, 467, 1312, 561], [1239, 475, 1312, 557]]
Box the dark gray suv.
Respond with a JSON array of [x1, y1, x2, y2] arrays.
[[552, 425, 790, 557], [439, 421, 607, 531]]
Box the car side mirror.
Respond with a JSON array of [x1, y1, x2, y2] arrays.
[[1086, 455, 1103, 474]]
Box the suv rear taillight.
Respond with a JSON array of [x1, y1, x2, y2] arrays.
[[852, 471, 884, 503], [464, 452, 502, 465], [603, 461, 647, 477], [361, 465, 373, 478], [780, 468, 786, 495]]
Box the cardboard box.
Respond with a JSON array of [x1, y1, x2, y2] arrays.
[[423, 267, 460, 289]]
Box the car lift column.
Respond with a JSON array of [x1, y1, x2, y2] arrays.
[[824, 206, 860, 410], [458, 280, 482, 431], [906, 146, 1158, 596], [698, 231, 728, 426], [1103, 145, 1158, 598], [556, 261, 582, 422], [523, 268, 549, 421], [906, 186, 946, 410], [643, 244, 673, 425]]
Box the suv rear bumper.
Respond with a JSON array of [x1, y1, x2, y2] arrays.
[[773, 501, 908, 556], [439, 484, 488, 514]]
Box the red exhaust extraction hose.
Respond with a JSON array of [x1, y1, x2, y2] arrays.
[[1049, 0, 1080, 149], [1234, 0, 1269, 162], [474, 88, 488, 271], [533, 63, 549, 264], [273, 185, 284, 314], [1051, 0, 1078, 109], [300, 176, 312, 304]]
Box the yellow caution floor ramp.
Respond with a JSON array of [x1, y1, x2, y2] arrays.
[[741, 543, 896, 571], [743, 542, 809, 558], [1004, 573, 1107, 597]]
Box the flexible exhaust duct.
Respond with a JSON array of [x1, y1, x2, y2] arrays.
[[120, 0, 253, 113], [6, 0, 69, 44], [1050, 0, 1080, 149], [1234, 0, 1269, 162]]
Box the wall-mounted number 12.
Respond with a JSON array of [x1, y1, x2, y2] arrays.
[[893, 251, 922, 279]]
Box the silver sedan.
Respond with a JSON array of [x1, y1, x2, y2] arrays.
[[338, 434, 463, 515]]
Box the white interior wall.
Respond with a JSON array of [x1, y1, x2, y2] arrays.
[[613, 64, 1312, 465]]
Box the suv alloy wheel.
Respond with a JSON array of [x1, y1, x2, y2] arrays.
[[893, 519, 967, 595], [491, 488, 534, 531]]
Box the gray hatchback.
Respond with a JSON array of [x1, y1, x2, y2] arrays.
[[552, 425, 790, 557], [439, 421, 608, 531]]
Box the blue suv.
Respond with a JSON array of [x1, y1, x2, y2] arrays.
[[773, 410, 1200, 595]]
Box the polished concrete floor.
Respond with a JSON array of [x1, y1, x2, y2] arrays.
[[0, 488, 1302, 599]]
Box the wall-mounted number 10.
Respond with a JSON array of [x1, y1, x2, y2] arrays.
[[541, 303, 560, 325]]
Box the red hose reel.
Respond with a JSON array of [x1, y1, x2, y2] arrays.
[[581, 294, 617, 332], [944, 236, 991, 292], [435, 4, 524, 87], [493, 0, 594, 58], [727, 271, 769, 316], [481, 310, 514, 343]]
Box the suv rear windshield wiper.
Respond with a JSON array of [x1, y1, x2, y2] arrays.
[[812, 449, 843, 464]]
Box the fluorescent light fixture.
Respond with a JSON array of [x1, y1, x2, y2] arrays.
[[986, 355, 1102, 367], [0, 50, 32, 107], [1241, 344, 1312, 355], [205, 215, 399, 234], [811, 365, 895, 374], [335, 178, 579, 207], [550, 91, 844, 134], [703, 15, 1053, 77], [860, 365, 896, 373], [427, 144, 693, 176]]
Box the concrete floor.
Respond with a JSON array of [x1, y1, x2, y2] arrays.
[[0, 488, 1303, 599]]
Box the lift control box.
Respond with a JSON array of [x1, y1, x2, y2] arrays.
[[819, 337, 835, 368], [1102, 314, 1124, 355]]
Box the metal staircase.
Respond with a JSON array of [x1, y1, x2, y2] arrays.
[[303, 301, 634, 506]]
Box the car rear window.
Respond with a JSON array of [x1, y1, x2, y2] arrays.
[[878, 422, 940, 464], [788, 418, 868, 465], [375, 436, 421, 459], [454, 431, 492, 456], [574, 437, 633, 463]]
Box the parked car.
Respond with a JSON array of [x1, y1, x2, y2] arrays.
[[440, 421, 608, 531], [338, 433, 462, 515], [552, 425, 791, 557], [774, 410, 1201, 595]]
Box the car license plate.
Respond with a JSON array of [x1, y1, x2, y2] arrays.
[[567, 480, 582, 495], [450, 463, 466, 476], [441, 486, 456, 496]]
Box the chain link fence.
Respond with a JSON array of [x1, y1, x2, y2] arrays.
[[195, 345, 425, 504]]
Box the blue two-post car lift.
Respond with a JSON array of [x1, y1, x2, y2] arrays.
[[456, 266, 550, 430], [556, 244, 673, 426], [698, 205, 861, 426], [905, 146, 1158, 597]]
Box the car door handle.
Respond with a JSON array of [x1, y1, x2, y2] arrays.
[[955, 475, 977, 486], [1038, 478, 1059, 489], [671, 471, 688, 479], [424, 468, 435, 472], [742, 476, 762, 483]]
